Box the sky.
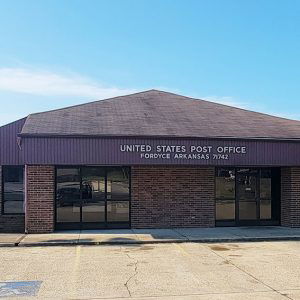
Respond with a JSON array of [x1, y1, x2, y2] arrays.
[[0, 0, 299, 125]]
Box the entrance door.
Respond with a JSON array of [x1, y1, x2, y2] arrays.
[[236, 169, 259, 225], [56, 166, 130, 230], [215, 167, 280, 226]]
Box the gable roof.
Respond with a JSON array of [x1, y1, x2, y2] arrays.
[[20, 89, 300, 140]]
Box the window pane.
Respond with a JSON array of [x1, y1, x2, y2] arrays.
[[82, 167, 105, 201], [237, 173, 257, 200], [260, 199, 271, 219], [260, 169, 271, 199], [3, 200, 24, 214], [107, 167, 130, 200], [216, 199, 235, 220], [82, 167, 105, 223], [239, 200, 257, 220], [3, 166, 24, 214], [107, 201, 129, 222], [56, 168, 81, 223], [216, 168, 235, 199], [82, 202, 105, 223]]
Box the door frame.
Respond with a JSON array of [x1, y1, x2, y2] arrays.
[[215, 167, 281, 227]]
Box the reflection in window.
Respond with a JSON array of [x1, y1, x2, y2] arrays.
[[56, 166, 131, 225], [216, 169, 235, 220], [81, 167, 105, 223], [260, 169, 272, 219], [237, 174, 257, 201], [260, 170, 271, 199], [3, 166, 24, 214], [56, 168, 81, 223], [216, 200, 235, 220], [107, 201, 129, 222], [82, 167, 105, 202], [107, 167, 130, 200], [260, 199, 272, 219]]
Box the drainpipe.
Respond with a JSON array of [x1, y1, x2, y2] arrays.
[[24, 164, 28, 234]]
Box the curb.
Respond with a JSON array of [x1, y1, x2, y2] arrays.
[[0, 243, 17, 247], [9, 236, 300, 247]]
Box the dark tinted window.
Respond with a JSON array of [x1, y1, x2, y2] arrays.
[[56, 168, 81, 223], [260, 169, 272, 219], [216, 168, 235, 199], [3, 166, 24, 214], [216, 168, 235, 220], [81, 167, 105, 223], [56, 166, 131, 226], [260, 169, 272, 199], [107, 201, 129, 222], [107, 167, 130, 200]]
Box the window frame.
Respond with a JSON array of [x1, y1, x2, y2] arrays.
[[215, 167, 280, 226], [1, 165, 25, 215], [55, 166, 131, 229]]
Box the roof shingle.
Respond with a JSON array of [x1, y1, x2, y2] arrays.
[[20, 90, 300, 140]]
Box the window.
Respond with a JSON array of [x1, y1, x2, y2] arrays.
[[107, 167, 130, 201], [260, 169, 272, 219], [56, 168, 81, 223], [2, 166, 24, 214], [56, 166, 130, 228], [215, 168, 235, 220]]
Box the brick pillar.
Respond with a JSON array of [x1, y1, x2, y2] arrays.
[[281, 167, 300, 227], [26, 165, 55, 233], [131, 166, 215, 228]]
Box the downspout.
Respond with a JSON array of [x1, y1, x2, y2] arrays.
[[24, 164, 28, 234], [19, 137, 28, 234]]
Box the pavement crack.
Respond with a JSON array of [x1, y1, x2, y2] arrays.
[[124, 253, 139, 297], [209, 247, 294, 300]]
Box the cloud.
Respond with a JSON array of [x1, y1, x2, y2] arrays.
[[0, 68, 136, 99]]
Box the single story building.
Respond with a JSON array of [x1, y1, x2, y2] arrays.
[[1, 90, 300, 233]]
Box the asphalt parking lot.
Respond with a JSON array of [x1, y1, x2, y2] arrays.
[[0, 241, 300, 299]]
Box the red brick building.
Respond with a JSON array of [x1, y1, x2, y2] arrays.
[[1, 90, 300, 233]]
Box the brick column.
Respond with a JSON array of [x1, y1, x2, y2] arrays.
[[26, 165, 55, 233], [281, 167, 300, 228], [131, 166, 215, 228]]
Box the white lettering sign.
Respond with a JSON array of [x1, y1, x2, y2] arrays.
[[120, 144, 247, 161]]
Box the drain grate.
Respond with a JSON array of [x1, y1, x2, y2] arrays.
[[0, 281, 42, 297]]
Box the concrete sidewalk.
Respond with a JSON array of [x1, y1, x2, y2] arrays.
[[2, 226, 300, 247]]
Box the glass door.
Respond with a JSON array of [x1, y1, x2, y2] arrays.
[[216, 167, 280, 227], [236, 168, 259, 225]]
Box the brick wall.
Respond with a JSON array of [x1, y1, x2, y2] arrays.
[[131, 166, 215, 228], [0, 165, 25, 233], [281, 167, 300, 227], [26, 165, 55, 233]]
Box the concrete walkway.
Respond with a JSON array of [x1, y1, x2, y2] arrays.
[[2, 226, 300, 247]]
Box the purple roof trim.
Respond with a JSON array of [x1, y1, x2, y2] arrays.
[[0, 118, 26, 165]]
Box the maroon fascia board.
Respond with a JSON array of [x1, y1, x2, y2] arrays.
[[20, 136, 300, 166], [2, 119, 300, 167]]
